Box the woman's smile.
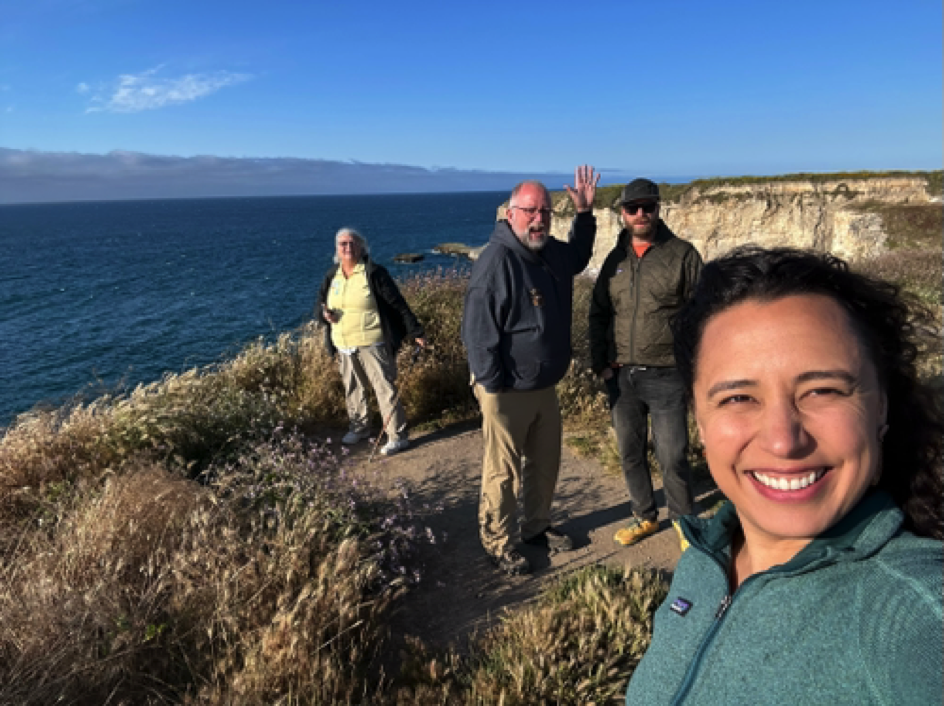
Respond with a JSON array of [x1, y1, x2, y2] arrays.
[[750, 468, 828, 493]]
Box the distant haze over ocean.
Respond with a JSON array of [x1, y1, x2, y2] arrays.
[[0, 147, 697, 204]]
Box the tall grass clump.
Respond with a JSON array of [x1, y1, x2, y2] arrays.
[[557, 277, 610, 431], [219, 322, 346, 425], [391, 565, 670, 705], [466, 566, 669, 704], [395, 268, 479, 427], [0, 429, 434, 704]]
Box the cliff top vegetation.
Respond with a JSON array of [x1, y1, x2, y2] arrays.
[[546, 169, 943, 215]]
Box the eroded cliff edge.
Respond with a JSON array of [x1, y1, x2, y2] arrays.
[[497, 171, 942, 272]]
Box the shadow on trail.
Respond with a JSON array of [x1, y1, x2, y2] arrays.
[[339, 418, 722, 671]]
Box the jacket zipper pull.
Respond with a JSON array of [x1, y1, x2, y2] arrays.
[[715, 595, 732, 619]]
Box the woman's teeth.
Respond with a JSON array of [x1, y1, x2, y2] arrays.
[[753, 469, 826, 491]]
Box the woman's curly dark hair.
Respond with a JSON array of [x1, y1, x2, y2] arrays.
[[672, 246, 943, 539]]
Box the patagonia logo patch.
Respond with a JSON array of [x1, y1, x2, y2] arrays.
[[670, 597, 693, 616]]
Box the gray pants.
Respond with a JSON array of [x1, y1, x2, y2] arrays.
[[607, 366, 693, 522], [338, 345, 407, 442]]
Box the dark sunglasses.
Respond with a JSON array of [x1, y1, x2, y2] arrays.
[[623, 202, 658, 215]]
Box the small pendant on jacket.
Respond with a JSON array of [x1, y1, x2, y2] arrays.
[[530, 288, 544, 307]]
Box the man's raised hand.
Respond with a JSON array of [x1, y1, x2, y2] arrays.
[[564, 165, 600, 213]]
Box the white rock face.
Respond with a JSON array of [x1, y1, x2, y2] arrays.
[[497, 175, 937, 272]]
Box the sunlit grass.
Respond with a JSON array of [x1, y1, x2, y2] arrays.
[[1, 244, 939, 702]]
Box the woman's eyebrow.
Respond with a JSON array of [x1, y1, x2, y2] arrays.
[[706, 379, 755, 398], [796, 370, 856, 384], [705, 370, 858, 398]]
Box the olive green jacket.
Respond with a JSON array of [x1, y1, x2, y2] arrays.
[[589, 222, 702, 372]]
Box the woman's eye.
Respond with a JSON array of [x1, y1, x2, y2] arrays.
[[806, 387, 846, 398], [718, 394, 753, 406]]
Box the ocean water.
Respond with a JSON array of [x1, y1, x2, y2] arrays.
[[1, 191, 505, 426]]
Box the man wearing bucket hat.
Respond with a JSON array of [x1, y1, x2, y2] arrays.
[[589, 178, 703, 547]]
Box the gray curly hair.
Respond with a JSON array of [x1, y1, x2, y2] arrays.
[[333, 227, 370, 264]]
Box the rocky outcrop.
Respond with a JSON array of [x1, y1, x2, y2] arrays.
[[433, 242, 487, 260], [394, 252, 425, 263], [498, 173, 941, 272]]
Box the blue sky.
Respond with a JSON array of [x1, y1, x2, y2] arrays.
[[0, 0, 941, 200]]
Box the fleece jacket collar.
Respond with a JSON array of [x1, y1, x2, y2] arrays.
[[681, 490, 904, 577]]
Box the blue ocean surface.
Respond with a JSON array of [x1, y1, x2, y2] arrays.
[[1, 191, 506, 426]]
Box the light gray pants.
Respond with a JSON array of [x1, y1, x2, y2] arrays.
[[338, 345, 407, 442], [474, 384, 562, 557]]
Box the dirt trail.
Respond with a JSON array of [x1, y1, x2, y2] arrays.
[[336, 421, 720, 655]]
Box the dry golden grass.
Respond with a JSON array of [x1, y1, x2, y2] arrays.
[[2, 255, 938, 704], [390, 565, 669, 705], [0, 433, 408, 704], [396, 269, 478, 427]]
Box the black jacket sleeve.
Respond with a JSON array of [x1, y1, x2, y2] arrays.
[[565, 211, 597, 275], [317, 266, 339, 357], [371, 265, 424, 353]]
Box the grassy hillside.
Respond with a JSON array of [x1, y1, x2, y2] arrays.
[[1, 236, 940, 703]]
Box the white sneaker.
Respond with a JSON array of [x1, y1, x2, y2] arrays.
[[380, 438, 409, 456], [341, 430, 369, 445]]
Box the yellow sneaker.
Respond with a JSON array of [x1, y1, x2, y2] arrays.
[[614, 519, 659, 546], [673, 520, 690, 553]]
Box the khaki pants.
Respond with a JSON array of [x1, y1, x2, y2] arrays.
[[474, 384, 562, 557], [338, 345, 407, 442]]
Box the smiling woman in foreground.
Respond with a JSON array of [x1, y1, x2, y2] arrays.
[[625, 247, 943, 705]]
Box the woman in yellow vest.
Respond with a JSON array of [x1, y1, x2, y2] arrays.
[[317, 228, 425, 455]]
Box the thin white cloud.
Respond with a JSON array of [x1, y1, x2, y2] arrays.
[[76, 82, 90, 94], [85, 66, 251, 113]]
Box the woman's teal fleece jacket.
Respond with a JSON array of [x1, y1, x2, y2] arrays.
[[626, 491, 943, 705]]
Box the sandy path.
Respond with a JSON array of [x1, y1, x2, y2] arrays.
[[335, 421, 719, 656]]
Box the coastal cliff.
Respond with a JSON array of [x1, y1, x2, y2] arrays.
[[497, 171, 942, 271]]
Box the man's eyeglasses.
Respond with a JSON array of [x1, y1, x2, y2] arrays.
[[623, 202, 658, 215], [512, 206, 552, 218], [338, 241, 358, 248]]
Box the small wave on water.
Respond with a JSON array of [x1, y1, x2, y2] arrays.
[[0, 191, 501, 426]]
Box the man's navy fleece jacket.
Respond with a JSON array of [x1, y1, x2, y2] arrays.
[[461, 212, 596, 393]]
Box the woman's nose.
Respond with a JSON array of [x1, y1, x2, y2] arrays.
[[758, 400, 811, 458]]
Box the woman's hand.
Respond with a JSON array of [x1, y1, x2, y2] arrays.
[[415, 337, 427, 348], [322, 306, 340, 324]]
